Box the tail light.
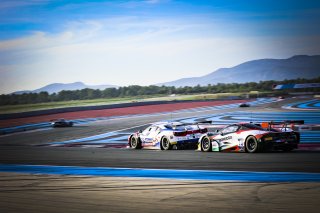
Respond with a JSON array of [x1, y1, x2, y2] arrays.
[[187, 130, 199, 134], [187, 129, 208, 134], [174, 131, 187, 136]]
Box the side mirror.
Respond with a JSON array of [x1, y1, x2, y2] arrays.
[[138, 130, 143, 133]]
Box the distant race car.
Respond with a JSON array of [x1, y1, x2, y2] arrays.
[[239, 103, 250, 107], [51, 119, 74, 128], [198, 120, 303, 153], [128, 122, 208, 150]]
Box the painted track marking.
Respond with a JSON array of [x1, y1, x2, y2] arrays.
[[1, 164, 320, 182]]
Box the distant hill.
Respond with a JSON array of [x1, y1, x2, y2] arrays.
[[13, 82, 118, 94], [158, 55, 320, 87]]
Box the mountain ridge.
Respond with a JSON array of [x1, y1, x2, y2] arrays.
[[12, 55, 320, 94], [13, 82, 118, 95], [158, 55, 320, 87]]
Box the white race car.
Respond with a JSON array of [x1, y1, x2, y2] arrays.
[[198, 121, 303, 153], [128, 122, 208, 150]]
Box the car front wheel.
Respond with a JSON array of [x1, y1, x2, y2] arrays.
[[201, 136, 212, 152], [130, 136, 142, 149]]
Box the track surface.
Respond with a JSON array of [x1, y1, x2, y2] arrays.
[[1, 146, 320, 173], [0, 99, 246, 128], [0, 97, 319, 213], [0, 98, 319, 174]]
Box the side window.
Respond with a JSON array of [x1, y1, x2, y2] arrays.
[[155, 127, 161, 134], [221, 127, 230, 134], [149, 126, 158, 133], [142, 126, 153, 135], [230, 125, 239, 132], [221, 125, 238, 134]]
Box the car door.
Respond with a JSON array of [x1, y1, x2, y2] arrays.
[[140, 126, 158, 145], [149, 127, 162, 145]]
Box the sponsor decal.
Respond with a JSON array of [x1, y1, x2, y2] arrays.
[[216, 136, 232, 142], [144, 138, 153, 143]]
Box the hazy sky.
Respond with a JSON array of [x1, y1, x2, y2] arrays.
[[0, 0, 320, 94]]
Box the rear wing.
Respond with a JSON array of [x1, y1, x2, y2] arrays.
[[261, 120, 304, 130], [178, 120, 213, 126], [193, 120, 213, 125], [271, 120, 304, 125], [192, 121, 226, 133]]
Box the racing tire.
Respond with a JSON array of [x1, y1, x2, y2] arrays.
[[201, 136, 212, 152], [245, 136, 260, 153], [161, 136, 172, 150], [130, 136, 142, 149]]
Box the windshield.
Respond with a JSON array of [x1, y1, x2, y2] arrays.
[[142, 125, 154, 135], [221, 125, 239, 134]]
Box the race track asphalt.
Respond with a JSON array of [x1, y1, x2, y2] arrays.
[[0, 97, 319, 213], [1, 146, 320, 173]]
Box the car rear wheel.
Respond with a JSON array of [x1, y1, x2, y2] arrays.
[[161, 136, 172, 150], [130, 136, 142, 149], [245, 136, 260, 153], [201, 136, 212, 152]]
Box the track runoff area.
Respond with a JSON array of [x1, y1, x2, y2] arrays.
[[0, 97, 320, 213]]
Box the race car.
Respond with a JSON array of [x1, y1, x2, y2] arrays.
[[198, 120, 303, 153], [239, 103, 250, 107], [51, 119, 74, 128], [128, 122, 208, 150]]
